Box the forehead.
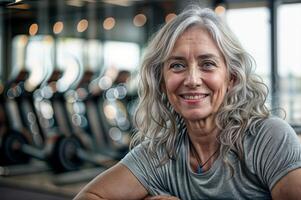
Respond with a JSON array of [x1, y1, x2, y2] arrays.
[[178, 26, 212, 46], [178, 25, 209, 40], [169, 25, 222, 58]]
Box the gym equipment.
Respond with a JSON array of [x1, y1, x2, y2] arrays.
[[0, 71, 33, 166], [96, 69, 138, 155], [0, 36, 83, 173], [0, 68, 83, 173], [31, 38, 119, 171], [67, 70, 126, 159], [65, 41, 137, 160], [21, 68, 84, 172]]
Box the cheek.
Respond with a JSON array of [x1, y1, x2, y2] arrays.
[[165, 80, 177, 94], [207, 74, 229, 102], [209, 71, 229, 91], [163, 74, 181, 95]]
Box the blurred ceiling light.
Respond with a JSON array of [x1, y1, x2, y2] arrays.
[[103, 17, 116, 30], [77, 19, 89, 32], [215, 5, 226, 15], [165, 13, 177, 23], [66, 0, 84, 7], [29, 23, 38, 36], [103, 0, 133, 7], [53, 21, 64, 34], [133, 13, 147, 27]]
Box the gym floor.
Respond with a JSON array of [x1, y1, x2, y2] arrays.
[[0, 162, 106, 199]]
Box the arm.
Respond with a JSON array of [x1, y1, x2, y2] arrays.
[[271, 168, 301, 200], [73, 163, 148, 200]]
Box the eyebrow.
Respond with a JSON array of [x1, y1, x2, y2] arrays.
[[198, 54, 220, 61], [166, 53, 221, 62]]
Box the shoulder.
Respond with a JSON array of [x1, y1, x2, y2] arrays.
[[128, 131, 187, 160], [120, 142, 161, 182], [119, 138, 187, 196], [243, 116, 300, 170], [124, 141, 154, 162], [243, 117, 301, 190], [121, 134, 187, 169], [121, 140, 166, 168], [250, 117, 298, 143], [259, 117, 294, 132]]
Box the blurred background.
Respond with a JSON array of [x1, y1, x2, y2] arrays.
[[0, 0, 300, 199]]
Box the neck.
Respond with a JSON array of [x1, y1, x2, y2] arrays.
[[188, 137, 219, 173], [185, 118, 219, 152], [185, 117, 217, 134], [185, 119, 220, 173]]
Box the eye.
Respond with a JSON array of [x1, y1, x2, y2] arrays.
[[170, 63, 185, 72], [201, 60, 217, 70]]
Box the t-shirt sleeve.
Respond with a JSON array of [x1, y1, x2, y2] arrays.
[[119, 144, 168, 196], [252, 118, 301, 190]]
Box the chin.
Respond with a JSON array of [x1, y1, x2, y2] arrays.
[[181, 112, 211, 121]]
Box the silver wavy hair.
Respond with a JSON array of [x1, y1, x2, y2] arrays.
[[132, 5, 269, 168]]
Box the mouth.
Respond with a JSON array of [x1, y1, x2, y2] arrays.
[[180, 93, 209, 100]]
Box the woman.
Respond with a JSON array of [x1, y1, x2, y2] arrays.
[[74, 6, 301, 200]]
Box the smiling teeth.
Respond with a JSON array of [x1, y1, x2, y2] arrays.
[[183, 95, 206, 99]]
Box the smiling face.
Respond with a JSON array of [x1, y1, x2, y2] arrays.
[[162, 25, 231, 122]]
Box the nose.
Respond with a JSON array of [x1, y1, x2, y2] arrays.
[[184, 65, 202, 88]]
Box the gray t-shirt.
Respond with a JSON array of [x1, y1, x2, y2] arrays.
[[120, 117, 301, 199]]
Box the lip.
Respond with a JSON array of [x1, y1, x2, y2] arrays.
[[179, 92, 209, 104]]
